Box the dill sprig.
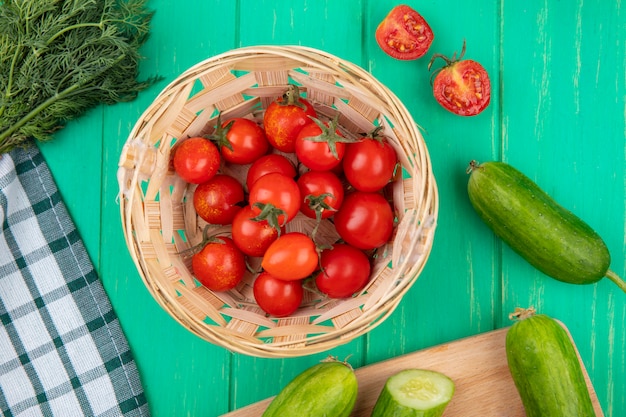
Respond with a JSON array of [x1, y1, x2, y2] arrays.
[[0, 0, 161, 154]]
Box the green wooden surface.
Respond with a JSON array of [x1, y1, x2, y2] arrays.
[[37, 0, 625, 415]]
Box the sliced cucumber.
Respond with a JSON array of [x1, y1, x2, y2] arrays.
[[371, 369, 455, 417]]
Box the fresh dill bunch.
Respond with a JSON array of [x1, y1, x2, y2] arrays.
[[0, 0, 161, 154]]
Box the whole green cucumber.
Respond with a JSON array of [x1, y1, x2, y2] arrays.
[[466, 160, 625, 292], [506, 308, 597, 417], [262, 359, 357, 417]]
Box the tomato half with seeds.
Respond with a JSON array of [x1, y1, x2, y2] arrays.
[[428, 41, 491, 116], [375, 5, 434, 60], [263, 85, 317, 153], [261, 232, 319, 281], [314, 244, 371, 298], [172, 137, 220, 184], [253, 271, 303, 317], [192, 237, 246, 292], [193, 174, 244, 225]]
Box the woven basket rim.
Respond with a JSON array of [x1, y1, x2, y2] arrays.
[[118, 45, 439, 358]]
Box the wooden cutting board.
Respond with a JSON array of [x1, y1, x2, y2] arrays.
[[222, 326, 603, 416]]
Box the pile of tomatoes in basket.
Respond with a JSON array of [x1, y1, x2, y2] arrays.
[[172, 85, 398, 318]]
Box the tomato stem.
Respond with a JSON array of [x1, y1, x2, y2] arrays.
[[304, 193, 334, 260], [302, 276, 326, 297], [251, 202, 287, 236], [245, 259, 261, 274], [205, 112, 235, 152], [178, 225, 225, 257], [303, 115, 358, 159], [305, 192, 337, 232], [363, 125, 385, 143], [277, 84, 307, 110], [428, 39, 467, 85]]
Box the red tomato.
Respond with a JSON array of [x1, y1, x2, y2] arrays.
[[253, 272, 303, 317], [231, 205, 282, 257], [375, 5, 434, 60], [334, 191, 394, 250], [263, 85, 317, 153], [172, 137, 220, 184], [343, 130, 398, 192], [246, 154, 296, 191], [261, 232, 319, 281], [297, 170, 344, 220], [314, 244, 371, 298], [295, 117, 348, 171], [192, 237, 245, 292], [428, 41, 491, 116], [193, 174, 244, 225], [248, 172, 301, 227], [212, 117, 269, 164]]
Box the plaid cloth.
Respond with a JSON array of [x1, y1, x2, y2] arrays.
[[0, 145, 149, 417]]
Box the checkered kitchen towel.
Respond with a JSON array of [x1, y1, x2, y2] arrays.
[[0, 145, 149, 416]]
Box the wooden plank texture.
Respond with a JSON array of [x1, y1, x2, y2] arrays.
[[34, 0, 625, 416]]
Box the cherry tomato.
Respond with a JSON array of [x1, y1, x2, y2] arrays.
[[192, 237, 245, 292], [211, 117, 269, 164], [297, 170, 344, 220], [253, 272, 303, 317], [375, 5, 434, 60], [334, 191, 394, 250], [295, 117, 348, 171], [172, 137, 220, 184], [246, 153, 296, 191], [343, 129, 398, 192], [261, 232, 319, 281], [263, 85, 317, 153], [193, 174, 244, 225], [248, 172, 301, 228], [231, 205, 282, 257], [428, 41, 491, 116], [314, 244, 371, 298]]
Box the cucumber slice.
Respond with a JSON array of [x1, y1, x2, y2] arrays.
[[371, 369, 455, 417]]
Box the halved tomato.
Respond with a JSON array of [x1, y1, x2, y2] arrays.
[[375, 5, 434, 60], [428, 41, 491, 116]]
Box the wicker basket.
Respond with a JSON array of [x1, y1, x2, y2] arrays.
[[117, 45, 438, 358]]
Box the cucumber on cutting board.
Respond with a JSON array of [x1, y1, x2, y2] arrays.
[[370, 369, 455, 417], [506, 307, 597, 417], [262, 359, 357, 417], [466, 160, 625, 292]]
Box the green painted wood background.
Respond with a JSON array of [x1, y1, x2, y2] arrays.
[[38, 0, 625, 415]]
